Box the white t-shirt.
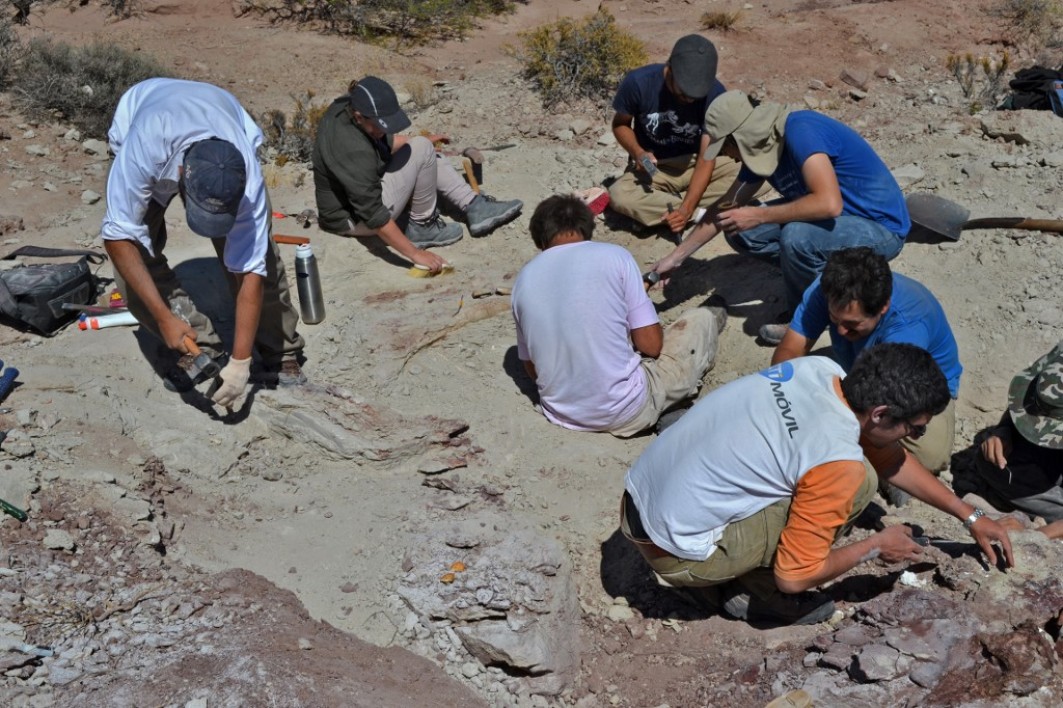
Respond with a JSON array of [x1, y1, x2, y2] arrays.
[[101, 78, 269, 276], [625, 357, 863, 560], [512, 241, 659, 431]]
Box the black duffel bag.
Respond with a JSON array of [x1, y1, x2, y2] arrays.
[[0, 246, 107, 335]]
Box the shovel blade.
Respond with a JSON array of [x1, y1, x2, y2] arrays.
[[906, 193, 969, 241]]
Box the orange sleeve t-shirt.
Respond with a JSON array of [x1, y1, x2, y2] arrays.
[[774, 411, 906, 583]]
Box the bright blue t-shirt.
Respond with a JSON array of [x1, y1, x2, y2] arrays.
[[791, 272, 962, 398], [740, 111, 910, 236], [612, 64, 726, 160]]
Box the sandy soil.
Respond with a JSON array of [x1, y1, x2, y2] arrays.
[[2, 0, 1063, 706]]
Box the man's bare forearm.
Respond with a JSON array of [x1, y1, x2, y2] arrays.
[[104, 239, 172, 324], [231, 272, 264, 361]]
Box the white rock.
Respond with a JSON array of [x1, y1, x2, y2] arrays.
[[81, 190, 101, 205], [461, 661, 482, 678], [82, 139, 109, 156], [606, 604, 634, 622], [25, 145, 49, 157], [43, 530, 76, 551]]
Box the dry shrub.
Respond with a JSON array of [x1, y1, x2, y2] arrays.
[[993, 0, 1063, 50], [241, 0, 514, 46], [11, 38, 168, 138], [513, 10, 647, 109], [701, 10, 742, 31], [260, 91, 331, 165], [946, 51, 1011, 111], [405, 78, 438, 109]]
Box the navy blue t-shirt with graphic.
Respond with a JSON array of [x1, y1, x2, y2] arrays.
[[612, 64, 726, 160]]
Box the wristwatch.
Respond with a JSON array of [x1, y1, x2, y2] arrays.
[[963, 508, 985, 530]]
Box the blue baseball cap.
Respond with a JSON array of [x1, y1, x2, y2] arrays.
[[182, 138, 246, 238]]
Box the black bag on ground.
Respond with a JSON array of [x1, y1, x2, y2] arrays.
[[998, 64, 1063, 111], [0, 246, 107, 335]]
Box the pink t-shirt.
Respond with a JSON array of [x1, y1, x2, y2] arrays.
[[512, 241, 659, 431]]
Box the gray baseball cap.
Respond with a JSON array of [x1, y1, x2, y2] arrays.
[[667, 35, 718, 100]]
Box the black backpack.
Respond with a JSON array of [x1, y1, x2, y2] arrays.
[[0, 246, 107, 335], [999, 64, 1063, 112]]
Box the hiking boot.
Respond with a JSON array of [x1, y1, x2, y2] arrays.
[[701, 294, 729, 334], [465, 194, 523, 237], [255, 358, 307, 387], [656, 407, 690, 434], [758, 323, 789, 346], [722, 584, 835, 626], [674, 584, 724, 612], [407, 211, 463, 248]]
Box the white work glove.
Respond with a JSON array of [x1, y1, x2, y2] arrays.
[[210, 356, 251, 410]]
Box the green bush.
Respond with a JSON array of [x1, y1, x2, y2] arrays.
[[242, 0, 513, 45], [514, 10, 647, 109], [260, 91, 331, 165], [11, 38, 169, 138]]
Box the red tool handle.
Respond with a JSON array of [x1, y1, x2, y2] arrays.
[[274, 234, 311, 245]]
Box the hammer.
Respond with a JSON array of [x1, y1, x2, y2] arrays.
[[183, 336, 221, 383], [461, 147, 484, 193]]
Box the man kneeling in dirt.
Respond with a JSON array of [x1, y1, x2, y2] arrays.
[[621, 343, 1013, 626], [511, 194, 726, 437], [608, 35, 752, 235], [973, 341, 1063, 531], [101, 78, 307, 410], [771, 247, 962, 483]]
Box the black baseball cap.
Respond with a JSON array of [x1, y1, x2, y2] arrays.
[[668, 35, 719, 99], [182, 138, 246, 238], [348, 76, 411, 133]]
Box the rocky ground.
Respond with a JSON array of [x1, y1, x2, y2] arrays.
[[1, 1, 1063, 706]]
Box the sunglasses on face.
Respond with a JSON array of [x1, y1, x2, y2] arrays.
[[904, 420, 928, 439]]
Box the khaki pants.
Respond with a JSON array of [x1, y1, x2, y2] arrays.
[[609, 307, 721, 438], [900, 398, 956, 473], [621, 462, 878, 600], [344, 136, 475, 236], [113, 197, 304, 364], [607, 154, 743, 227]]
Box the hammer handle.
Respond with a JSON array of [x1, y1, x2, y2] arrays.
[[183, 336, 203, 357], [274, 234, 311, 245]]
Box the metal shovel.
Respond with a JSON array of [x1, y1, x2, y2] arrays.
[[907, 193, 1063, 241]]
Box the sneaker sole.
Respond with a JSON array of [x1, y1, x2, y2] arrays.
[[468, 206, 522, 237], [411, 232, 464, 249]]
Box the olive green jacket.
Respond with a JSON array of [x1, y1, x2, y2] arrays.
[[312, 98, 393, 233]]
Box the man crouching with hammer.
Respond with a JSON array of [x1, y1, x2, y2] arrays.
[[101, 78, 307, 411]]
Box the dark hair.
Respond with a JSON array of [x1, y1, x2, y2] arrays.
[[820, 247, 892, 314], [841, 343, 950, 418], [529, 194, 594, 250]]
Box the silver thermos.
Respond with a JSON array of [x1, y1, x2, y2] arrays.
[[295, 243, 325, 324]]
